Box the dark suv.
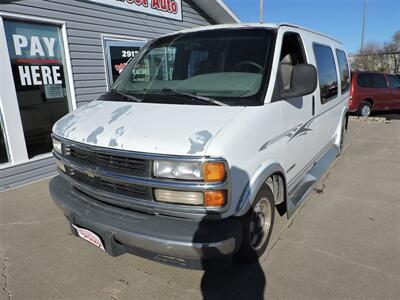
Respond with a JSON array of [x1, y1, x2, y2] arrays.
[[349, 71, 400, 116]]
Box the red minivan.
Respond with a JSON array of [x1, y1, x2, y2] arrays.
[[349, 71, 400, 116]]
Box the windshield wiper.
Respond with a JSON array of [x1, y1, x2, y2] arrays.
[[111, 89, 142, 103], [162, 88, 228, 106]]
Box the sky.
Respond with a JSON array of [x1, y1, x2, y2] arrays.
[[224, 0, 400, 54]]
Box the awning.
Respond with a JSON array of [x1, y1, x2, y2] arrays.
[[192, 0, 240, 24]]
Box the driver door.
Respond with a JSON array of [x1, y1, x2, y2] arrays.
[[278, 31, 319, 186]]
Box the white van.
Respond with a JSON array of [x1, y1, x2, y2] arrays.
[[50, 23, 350, 268]]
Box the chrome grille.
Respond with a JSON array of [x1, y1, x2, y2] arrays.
[[68, 145, 148, 177], [70, 169, 151, 200]]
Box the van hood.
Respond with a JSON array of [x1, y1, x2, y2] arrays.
[[53, 100, 243, 156]]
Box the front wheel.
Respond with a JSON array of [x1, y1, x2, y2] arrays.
[[237, 186, 275, 262]]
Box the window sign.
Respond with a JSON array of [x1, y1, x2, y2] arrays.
[[4, 20, 70, 159], [88, 0, 183, 21], [104, 38, 146, 87]]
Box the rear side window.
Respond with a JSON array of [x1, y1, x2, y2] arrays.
[[336, 50, 350, 93], [357, 73, 387, 88], [313, 44, 338, 104], [387, 75, 400, 89]]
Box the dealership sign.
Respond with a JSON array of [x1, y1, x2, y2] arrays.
[[88, 0, 182, 21]]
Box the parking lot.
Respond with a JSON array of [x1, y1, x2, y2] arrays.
[[1, 116, 400, 300]]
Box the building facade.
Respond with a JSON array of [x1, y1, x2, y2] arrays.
[[0, 0, 239, 191]]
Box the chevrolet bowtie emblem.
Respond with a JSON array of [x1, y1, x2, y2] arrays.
[[84, 169, 95, 178]]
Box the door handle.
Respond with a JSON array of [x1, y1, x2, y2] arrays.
[[312, 95, 315, 116]]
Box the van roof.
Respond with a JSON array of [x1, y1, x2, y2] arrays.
[[167, 23, 342, 45]]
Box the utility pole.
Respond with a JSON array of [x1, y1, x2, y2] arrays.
[[260, 0, 264, 23], [360, 0, 368, 50]]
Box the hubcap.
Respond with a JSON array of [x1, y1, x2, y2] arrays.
[[249, 198, 272, 250], [361, 105, 371, 117]]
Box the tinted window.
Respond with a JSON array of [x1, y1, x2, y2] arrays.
[[357, 73, 387, 88], [388, 75, 400, 89], [336, 49, 350, 93], [313, 44, 338, 104], [357, 73, 370, 87]]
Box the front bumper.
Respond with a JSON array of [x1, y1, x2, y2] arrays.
[[49, 176, 242, 269]]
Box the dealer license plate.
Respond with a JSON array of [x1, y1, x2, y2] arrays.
[[72, 225, 105, 251]]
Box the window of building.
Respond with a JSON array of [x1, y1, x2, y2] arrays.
[[357, 73, 388, 88], [3, 19, 71, 159], [103, 37, 146, 89], [313, 44, 338, 104], [336, 49, 350, 93], [387, 74, 400, 89]]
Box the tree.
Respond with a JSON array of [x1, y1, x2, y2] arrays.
[[351, 31, 400, 74], [351, 42, 389, 72], [383, 31, 400, 74]]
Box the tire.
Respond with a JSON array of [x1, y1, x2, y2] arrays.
[[358, 101, 372, 117], [337, 118, 347, 156], [237, 186, 275, 262]]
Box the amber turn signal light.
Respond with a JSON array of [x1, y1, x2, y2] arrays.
[[204, 191, 226, 207], [204, 162, 225, 182]]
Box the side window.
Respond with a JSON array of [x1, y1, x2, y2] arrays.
[[371, 74, 388, 88], [279, 32, 306, 90], [313, 44, 338, 104], [336, 49, 350, 93], [357, 73, 371, 87], [388, 75, 400, 89]]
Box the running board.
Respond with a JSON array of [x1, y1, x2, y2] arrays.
[[287, 145, 339, 218]]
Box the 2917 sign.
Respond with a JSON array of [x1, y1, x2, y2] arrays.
[[109, 46, 141, 82]]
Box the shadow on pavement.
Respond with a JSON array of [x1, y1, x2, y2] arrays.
[[200, 261, 266, 300], [194, 166, 267, 300], [373, 110, 400, 120], [350, 110, 400, 120]]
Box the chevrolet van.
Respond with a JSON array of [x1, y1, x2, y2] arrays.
[[49, 23, 350, 268]]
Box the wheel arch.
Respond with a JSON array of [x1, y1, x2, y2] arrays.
[[361, 97, 374, 107], [334, 106, 349, 147], [236, 162, 288, 217]]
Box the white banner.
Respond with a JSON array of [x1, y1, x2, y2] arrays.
[[88, 0, 182, 21]]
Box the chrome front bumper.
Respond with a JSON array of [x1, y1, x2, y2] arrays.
[[49, 176, 242, 269]]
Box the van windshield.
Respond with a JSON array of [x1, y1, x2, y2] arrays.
[[111, 29, 276, 106]]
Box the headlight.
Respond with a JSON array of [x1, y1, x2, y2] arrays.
[[153, 160, 226, 182], [153, 160, 203, 180], [52, 138, 62, 154]]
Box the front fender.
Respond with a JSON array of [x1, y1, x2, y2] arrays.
[[235, 160, 286, 217]]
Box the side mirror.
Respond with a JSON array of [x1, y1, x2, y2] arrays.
[[281, 64, 317, 99]]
